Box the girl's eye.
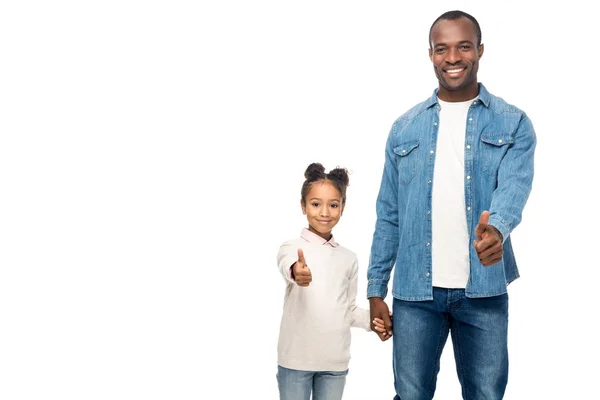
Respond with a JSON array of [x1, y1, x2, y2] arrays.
[[331, 204, 339, 208], [311, 202, 319, 207]]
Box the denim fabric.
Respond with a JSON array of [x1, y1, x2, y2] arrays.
[[392, 288, 509, 400], [277, 365, 348, 400], [367, 84, 536, 300]]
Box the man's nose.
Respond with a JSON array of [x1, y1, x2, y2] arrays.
[[446, 47, 461, 64]]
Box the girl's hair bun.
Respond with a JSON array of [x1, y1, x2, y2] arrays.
[[304, 163, 326, 180], [328, 167, 350, 187]]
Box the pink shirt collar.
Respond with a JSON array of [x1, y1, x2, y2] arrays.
[[300, 228, 339, 248]]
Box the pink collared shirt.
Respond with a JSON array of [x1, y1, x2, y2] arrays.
[[300, 228, 338, 248]]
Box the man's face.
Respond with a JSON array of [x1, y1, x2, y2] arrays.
[[429, 17, 483, 100]]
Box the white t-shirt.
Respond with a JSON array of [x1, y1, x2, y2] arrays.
[[431, 97, 476, 288], [276, 230, 370, 372]]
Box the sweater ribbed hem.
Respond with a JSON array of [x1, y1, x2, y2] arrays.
[[278, 358, 349, 372]]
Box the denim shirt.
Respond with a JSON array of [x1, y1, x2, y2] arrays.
[[367, 84, 536, 301]]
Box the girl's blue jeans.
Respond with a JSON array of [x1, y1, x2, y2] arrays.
[[277, 365, 348, 400]]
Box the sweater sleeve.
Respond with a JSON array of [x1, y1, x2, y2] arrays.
[[348, 258, 371, 331], [277, 241, 298, 285]]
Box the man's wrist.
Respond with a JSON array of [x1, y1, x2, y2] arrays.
[[489, 225, 503, 242]]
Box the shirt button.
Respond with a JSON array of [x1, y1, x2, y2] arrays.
[[427, 210, 431, 214], [426, 242, 430, 246], [498, 139, 503, 144], [428, 180, 432, 184], [426, 272, 430, 277], [469, 118, 473, 121], [430, 150, 434, 154], [466, 175, 471, 180], [434, 122, 438, 126], [466, 145, 471, 149], [467, 207, 471, 211]]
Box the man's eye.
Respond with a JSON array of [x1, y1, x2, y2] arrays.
[[460, 45, 471, 50], [435, 48, 446, 54]]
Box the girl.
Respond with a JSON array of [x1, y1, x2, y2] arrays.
[[276, 163, 388, 400]]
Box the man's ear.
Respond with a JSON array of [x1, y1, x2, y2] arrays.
[[428, 47, 433, 61], [478, 43, 484, 58]]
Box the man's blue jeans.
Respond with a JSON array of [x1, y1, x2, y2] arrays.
[[392, 288, 509, 400], [277, 365, 348, 400]]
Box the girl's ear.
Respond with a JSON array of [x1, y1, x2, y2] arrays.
[[300, 200, 306, 215]]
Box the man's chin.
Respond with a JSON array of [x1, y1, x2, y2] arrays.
[[441, 81, 465, 91]]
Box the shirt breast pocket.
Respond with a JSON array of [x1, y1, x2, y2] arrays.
[[480, 134, 514, 177], [394, 140, 420, 185]]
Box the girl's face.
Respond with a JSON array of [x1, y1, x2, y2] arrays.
[[301, 181, 344, 241]]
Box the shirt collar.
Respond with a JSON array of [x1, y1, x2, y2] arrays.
[[425, 82, 490, 108], [301, 228, 339, 248]]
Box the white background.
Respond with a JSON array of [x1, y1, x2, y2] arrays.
[[1, 1, 598, 399]]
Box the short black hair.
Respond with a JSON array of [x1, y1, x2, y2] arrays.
[[429, 10, 482, 48]]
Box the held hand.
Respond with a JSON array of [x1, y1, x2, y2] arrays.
[[372, 312, 393, 336], [369, 298, 392, 341], [473, 211, 503, 266], [293, 248, 312, 287]]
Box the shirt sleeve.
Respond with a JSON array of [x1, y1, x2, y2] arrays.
[[367, 122, 401, 299], [488, 114, 536, 242], [348, 258, 371, 332], [277, 241, 298, 285]]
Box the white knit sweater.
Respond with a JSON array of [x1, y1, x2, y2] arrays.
[[277, 235, 371, 372]]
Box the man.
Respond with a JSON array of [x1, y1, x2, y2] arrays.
[[367, 10, 536, 400]]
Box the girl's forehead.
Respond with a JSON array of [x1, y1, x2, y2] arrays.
[[307, 180, 341, 198]]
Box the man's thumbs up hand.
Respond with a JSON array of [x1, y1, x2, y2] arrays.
[[473, 211, 503, 267]]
